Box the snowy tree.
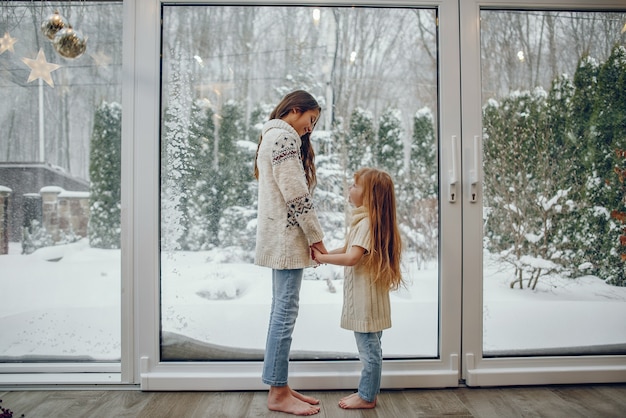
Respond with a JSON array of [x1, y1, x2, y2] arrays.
[[397, 107, 438, 266], [217, 101, 257, 249], [88, 101, 121, 249], [179, 100, 215, 251], [408, 107, 437, 199], [344, 107, 375, 173], [375, 108, 404, 178], [558, 47, 626, 287], [313, 130, 348, 245], [218, 101, 254, 209], [595, 45, 626, 286], [483, 88, 573, 288]]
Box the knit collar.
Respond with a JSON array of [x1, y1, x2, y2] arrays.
[[350, 205, 368, 228], [262, 119, 300, 139]]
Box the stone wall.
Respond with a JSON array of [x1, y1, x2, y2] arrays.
[[40, 187, 90, 242], [0, 163, 89, 242], [0, 186, 90, 253]]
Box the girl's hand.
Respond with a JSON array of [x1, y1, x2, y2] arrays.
[[311, 246, 324, 264], [311, 241, 328, 255]]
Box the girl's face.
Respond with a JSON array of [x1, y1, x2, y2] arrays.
[[349, 177, 364, 207], [283, 108, 320, 137]]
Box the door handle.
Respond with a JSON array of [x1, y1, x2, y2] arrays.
[[449, 135, 458, 203], [469, 135, 480, 203]]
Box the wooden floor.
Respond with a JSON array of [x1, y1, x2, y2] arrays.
[[2, 384, 626, 417]]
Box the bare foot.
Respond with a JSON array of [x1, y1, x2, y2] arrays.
[[268, 385, 321, 416], [290, 387, 320, 405], [338, 392, 376, 409]]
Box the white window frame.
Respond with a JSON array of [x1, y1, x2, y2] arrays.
[[459, 0, 626, 387]]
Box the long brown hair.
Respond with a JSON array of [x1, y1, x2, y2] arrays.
[[253, 90, 321, 188], [355, 167, 403, 290]]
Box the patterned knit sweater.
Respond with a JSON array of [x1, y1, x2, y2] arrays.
[[254, 119, 325, 269], [341, 206, 392, 332]]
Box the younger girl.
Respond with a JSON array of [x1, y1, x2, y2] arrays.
[[312, 167, 403, 409]]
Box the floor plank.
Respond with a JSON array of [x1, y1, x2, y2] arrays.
[[1, 384, 625, 418]]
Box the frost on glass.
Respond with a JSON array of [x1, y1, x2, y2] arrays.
[[159, 6, 439, 361]]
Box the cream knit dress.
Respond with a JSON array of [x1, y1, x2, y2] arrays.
[[341, 206, 392, 333], [254, 119, 324, 270]]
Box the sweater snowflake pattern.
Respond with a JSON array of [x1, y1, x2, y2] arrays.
[[254, 119, 324, 269]]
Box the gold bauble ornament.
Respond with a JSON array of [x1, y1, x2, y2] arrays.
[[53, 26, 87, 59], [41, 11, 68, 41]]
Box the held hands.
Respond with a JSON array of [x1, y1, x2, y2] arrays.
[[310, 241, 327, 265]]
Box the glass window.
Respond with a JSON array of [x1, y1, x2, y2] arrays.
[[480, 9, 626, 356], [159, 5, 440, 361], [0, 1, 123, 363]]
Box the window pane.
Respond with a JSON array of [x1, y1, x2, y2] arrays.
[[481, 9, 626, 356], [159, 5, 439, 360], [0, 1, 123, 362]]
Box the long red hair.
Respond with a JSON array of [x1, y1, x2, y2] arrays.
[[354, 167, 403, 290]]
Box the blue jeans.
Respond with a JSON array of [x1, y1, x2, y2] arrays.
[[354, 331, 383, 402], [262, 268, 303, 386]]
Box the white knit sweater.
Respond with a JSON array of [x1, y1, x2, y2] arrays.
[[341, 206, 392, 332], [254, 119, 324, 269]]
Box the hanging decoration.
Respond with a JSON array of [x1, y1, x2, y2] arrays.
[[53, 26, 87, 59], [21, 48, 61, 88], [40, 9, 88, 60], [0, 32, 18, 54], [40, 10, 67, 41]]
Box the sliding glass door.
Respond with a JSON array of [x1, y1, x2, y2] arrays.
[[135, 0, 462, 390], [461, 0, 626, 386]]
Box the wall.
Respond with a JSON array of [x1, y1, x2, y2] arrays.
[[0, 163, 89, 242]]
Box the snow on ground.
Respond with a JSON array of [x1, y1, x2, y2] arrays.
[[1, 241, 625, 360]]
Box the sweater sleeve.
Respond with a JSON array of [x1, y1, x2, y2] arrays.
[[271, 134, 325, 245], [350, 219, 371, 253]]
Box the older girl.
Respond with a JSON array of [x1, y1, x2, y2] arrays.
[[254, 90, 327, 416]]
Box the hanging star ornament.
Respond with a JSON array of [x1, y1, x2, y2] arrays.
[[0, 32, 18, 54], [21, 48, 61, 88]]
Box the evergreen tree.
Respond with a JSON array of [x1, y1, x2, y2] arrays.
[[571, 55, 599, 172], [345, 108, 375, 173], [565, 55, 604, 276], [594, 45, 626, 286], [409, 107, 437, 199], [247, 103, 267, 145], [182, 100, 216, 250], [88, 101, 121, 249], [219, 101, 253, 209], [375, 108, 404, 178], [398, 107, 438, 265], [217, 101, 257, 249], [313, 136, 348, 244], [562, 47, 626, 286]]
